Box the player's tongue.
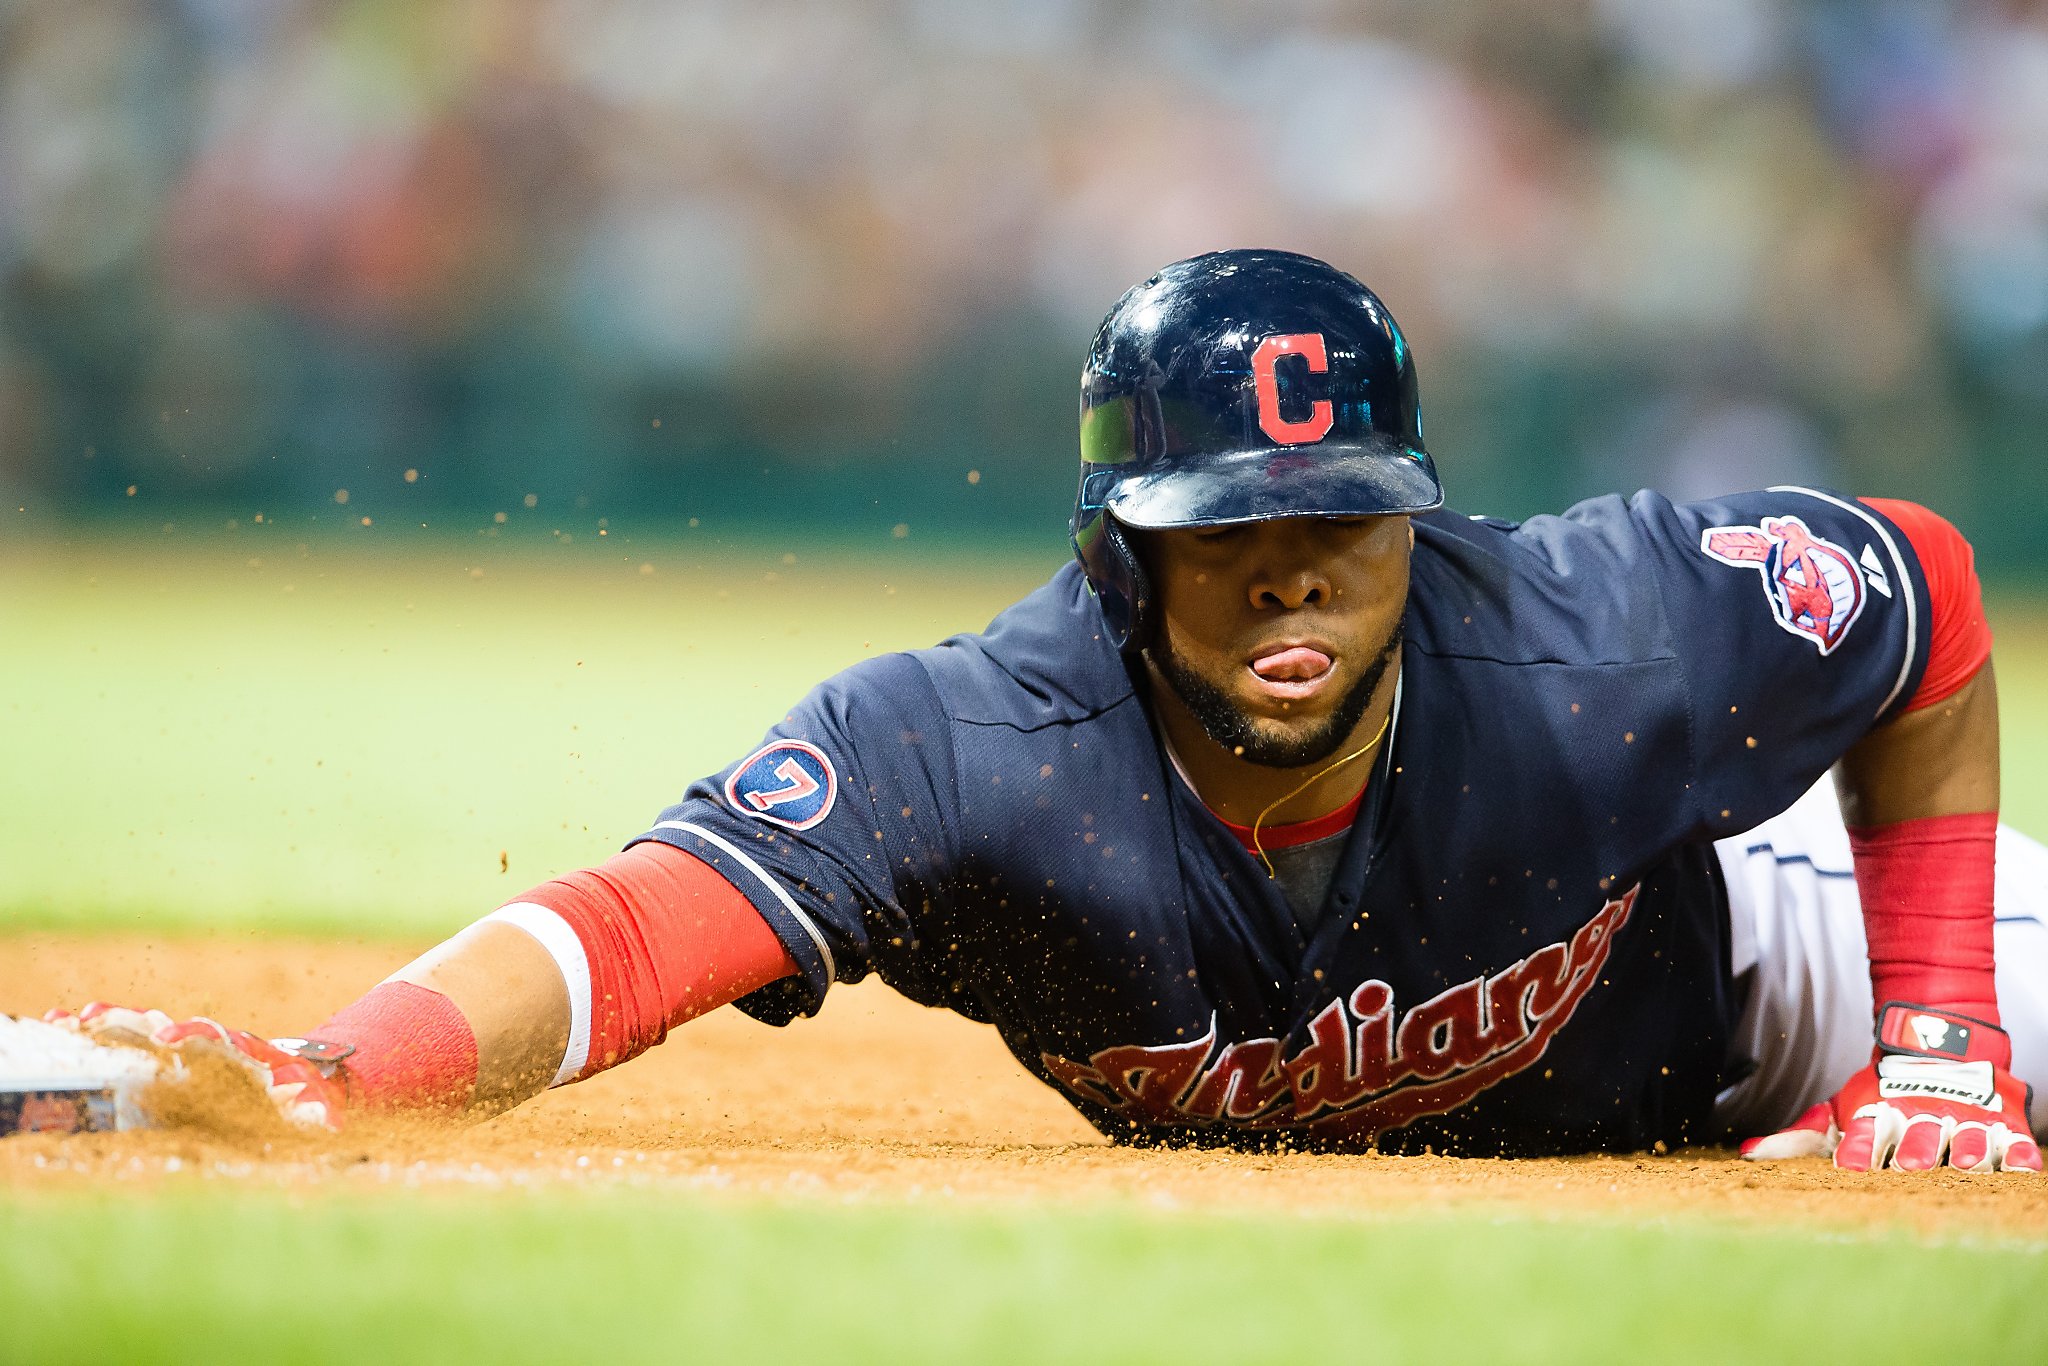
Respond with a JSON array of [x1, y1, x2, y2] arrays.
[[1250, 647, 1330, 682]]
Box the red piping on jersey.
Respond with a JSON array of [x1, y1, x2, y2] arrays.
[[1861, 498, 1992, 711], [1212, 787, 1366, 852]]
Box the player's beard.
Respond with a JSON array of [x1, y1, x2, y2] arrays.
[[1149, 621, 1403, 769]]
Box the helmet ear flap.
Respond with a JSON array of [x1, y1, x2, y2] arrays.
[[1073, 513, 1154, 654], [1106, 516, 1154, 654]]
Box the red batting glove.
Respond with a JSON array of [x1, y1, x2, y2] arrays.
[[45, 1002, 354, 1132], [1741, 1002, 2041, 1173]]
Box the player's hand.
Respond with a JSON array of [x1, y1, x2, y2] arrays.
[[43, 1002, 352, 1131], [1740, 1002, 2040, 1172]]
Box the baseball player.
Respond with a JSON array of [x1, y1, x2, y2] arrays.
[[58, 250, 2046, 1172]]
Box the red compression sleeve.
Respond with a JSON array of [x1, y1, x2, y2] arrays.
[[1849, 812, 2002, 1040], [307, 843, 797, 1107], [1861, 498, 1993, 711], [314, 981, 480, 1110], [537, 841, 798, 1079]]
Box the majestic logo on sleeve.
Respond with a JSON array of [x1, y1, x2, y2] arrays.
[[725, 740, 837, 830], [1039, 886, 1637, 1145], [1700, 515, 1867, 654]]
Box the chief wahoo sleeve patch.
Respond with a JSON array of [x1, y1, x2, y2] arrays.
[[1700, 514, 1868, 655], [725, 739, 838, 830]]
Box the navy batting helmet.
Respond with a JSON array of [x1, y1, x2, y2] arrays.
[[1070, 249, 1442, 651]]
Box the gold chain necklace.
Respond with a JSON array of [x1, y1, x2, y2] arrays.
[[1247, 708, 1393, 879]]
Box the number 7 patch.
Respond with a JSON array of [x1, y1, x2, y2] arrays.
[[725, 740, 839, 830]]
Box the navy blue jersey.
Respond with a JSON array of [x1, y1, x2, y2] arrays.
[[634, 487, 1929, 1155]]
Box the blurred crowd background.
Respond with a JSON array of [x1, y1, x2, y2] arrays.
[[4, 0, 2046, 567]]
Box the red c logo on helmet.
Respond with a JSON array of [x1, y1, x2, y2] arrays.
[[1251, 333, 1334, 445]]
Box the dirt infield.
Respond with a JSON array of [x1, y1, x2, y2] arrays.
[[4, 934, 2045, 1236]]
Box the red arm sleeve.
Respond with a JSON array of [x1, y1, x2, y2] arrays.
[[310, 842, 797, 1108], [539, 841, 799, 1079], [1846, 813, 2000, 1034], [1845, 499, 2000, 1035], [315, 980, 481, 1108]]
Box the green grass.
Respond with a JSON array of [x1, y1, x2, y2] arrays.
[[0, 1189, 2042, 1365], [0, 531, 1061, 936], [4, 533, 2046, 937], [7, 535, 2048, 1364]]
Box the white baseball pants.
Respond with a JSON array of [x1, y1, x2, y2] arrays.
[[1712, 777, 2048, 1139]]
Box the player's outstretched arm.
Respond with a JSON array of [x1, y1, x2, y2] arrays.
[[51, 843, 799, 1130], [1743, 500, 2038, 1173], [301, 841, 801, 1119]]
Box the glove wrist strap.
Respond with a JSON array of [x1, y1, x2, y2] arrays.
[[1875, 1000, 2012, 1069]]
